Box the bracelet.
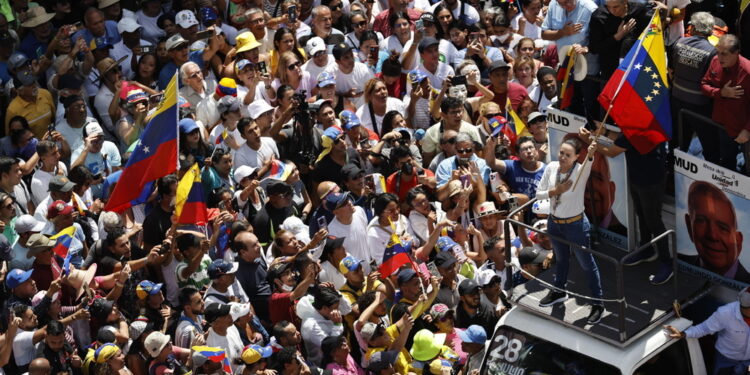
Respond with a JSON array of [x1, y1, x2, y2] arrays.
[[116, 282, 124, 288]]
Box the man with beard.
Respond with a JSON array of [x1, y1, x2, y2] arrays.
[[175, 287, 206, 348], [55, 95, 98, 160], [454, 279, 498, 335]]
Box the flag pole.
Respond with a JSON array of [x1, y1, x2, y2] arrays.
[[570, 12, 658, 191]]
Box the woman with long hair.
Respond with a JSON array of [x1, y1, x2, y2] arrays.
[[132, 53, 160, 91], [366, 193, 419, 266], [535, 137, 604, 324], [178, 118, 213, 168], [269, 28, 307, 77], [92, 343, 134, 375], [380, 12, 413, 56], [355, 79, 405, 136], [433, 4, 453, 40], [272, 51, 314, 100], [320, 335, 364, 375], [511, 55, 539, 93], [513, 37, 544, 71]]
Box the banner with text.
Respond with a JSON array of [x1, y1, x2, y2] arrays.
[[674, 150, 750, 288], [547, 108, 632, 250]]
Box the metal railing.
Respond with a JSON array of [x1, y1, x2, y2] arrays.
[[502, 197, 679, 343]]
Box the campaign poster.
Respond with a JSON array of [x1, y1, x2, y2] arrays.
[[546, 108, 632, 250], [674, 150, 750, 288]]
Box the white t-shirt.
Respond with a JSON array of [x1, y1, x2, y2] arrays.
[[55, 117, 98, 160], [196, 95, 220, 131], [511, 13, 542, 40], [12, 330, 36, 366], [71, 141, 122, 178], [324, 62, 374, 109], [209, 123, 245, 156], [366, 214, 417, 267], [206, 326, 245, 373], [136, 10, 166, 45], [429, 1, 480, 25], [415, 62, 454, 92], [356, 97, 405, 135], [402, 94, 432, 130], [327, 206, 373, 273], [233, 137, 279, 169], [30, 163, 68, 206], [319, 259, 347, 289], [301, 57, 335, 85]]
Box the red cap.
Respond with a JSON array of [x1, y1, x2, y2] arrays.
[[48, 200, 73, 219]]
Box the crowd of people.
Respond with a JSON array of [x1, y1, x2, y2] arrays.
[[0, 0, 747, 374]]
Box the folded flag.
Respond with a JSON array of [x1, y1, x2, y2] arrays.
[[262, 160, 292, 181], [105, 73, 179, 212], [175, 163, 208, 226], [72, 193, 88, 216], [557, 47, 576, 110], [62, 252, 72, 276], [505, 97, 528, 140], [598, 14, 671, 154], [215, 223, 230, 259]]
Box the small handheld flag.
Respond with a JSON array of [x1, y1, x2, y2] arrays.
[[175, 163, 208, 226]]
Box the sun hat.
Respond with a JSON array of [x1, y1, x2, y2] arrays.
[[410, 329, 446, 361]]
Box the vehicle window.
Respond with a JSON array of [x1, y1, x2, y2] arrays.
[[481, 326, 621, 375], [634, 339, 693, 375]]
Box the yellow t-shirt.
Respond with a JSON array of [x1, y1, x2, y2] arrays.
[[6, 88, 55, 139], [365, 324, 412, 375]]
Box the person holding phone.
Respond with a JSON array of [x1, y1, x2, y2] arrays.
[[110, 18, 153, 80]]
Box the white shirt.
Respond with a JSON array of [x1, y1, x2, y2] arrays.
[[415, 61, 454, 92], [257, 28, 276, 55], [511, 13, 542, 40], [136, 10, 166, 45], [327, 206, 373, 273], [30, 163, 68, 206], [421, 121, 481, 154], [356, 97, 405, 135], [55, 117, 98, 157], [209, 123, 245, 156], [71, 141, 122, 178], [233, 137, 279, 169], [93, 85, 116, 134], [319, 259, 347, 289], [324, 62, 374, 109], [301, 56, 335, 84], [366, 214, 417, 267], [196, 94, 220, 130], [402, 94, 432, 130], [429, 1, 480, 25], [206, 326, 245, 373], [379, 33, 411, 56], [535, 160, 592, 218], [110, 39, 152, 79], [12, 330, 35, 366]]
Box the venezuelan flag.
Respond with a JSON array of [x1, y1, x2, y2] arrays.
[[105, 73, 178, 212], [379, 226, 413, 277], [175, 163, 208, 226], [72, 193, 88, 216], [51, 226, 76, 258], [505, 97, 528, 138], [192, 346, 231, 374], [215, 129, 228, 145], [557, 47, 576, 110], [262, 160, 292, 181], [598, 14, 671, 154]]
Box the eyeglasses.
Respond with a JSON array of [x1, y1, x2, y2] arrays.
[[484, 113, 501, 119], [189, 72, 201, 79], [456, 147, 473, 154], [288, 62, 300, 70], [440, 137, 456, 145], [330, 3, 342, 10], [355, 21, 367, 27]]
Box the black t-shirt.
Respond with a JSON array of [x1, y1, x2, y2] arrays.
[[251, 203, 297, 246], [143, 205, 173, 249], [312, 149, 361, 185], [614, 134, 666, 186], [455, 302, 499, 337]]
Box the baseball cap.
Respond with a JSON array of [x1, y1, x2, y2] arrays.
[[740, 287, 750, 308], [317, 71, 336, 88], [49, 175, 75, 192], [144, 332, 171, 358], [489, 59, 510, 72], [518, 246, 547, 266], [418, 37, 439, 53], [476, 269, 501, 287], [340, 163, 364, 181], [324, 191, 352, 211], [339, 110, 361, 130], [436, 236, 460, 253], [266, 262, 293, 283], [14, 214, 45, 234], [458, 278, 480, 295], [117, 17, 142, 34], [397, 268, 418, 284], [8, 52, 30, 70], [84, 121, 105, 138], [306, 36, 326, 56], [129, 317, 150, 340], [200, 6, 219, 24], [420, 13, 435, 24], [236, 59, 253, 71], [360, 322, 385, 342], [233, 165, 258, 184], [166, 34, 188, 51], [47, 200, 73, 219], [126, 89, 148, 104], [26, 233, 55, 258], [6, 268, 33, 289], [207, 259, 239, 279], [408, 69, 428, 85], [338, 255, 362, 275], [528, 111, 546, 124], [192, 346, 226, 368], [89, 36, 113, 50], [217, 95, 240, 114], [241, 344, 273, 365], [136, 280, 163, 299], [179, 118, 199, 133], [58, 74, 84, 91], [429, 303, 454, 321], [266, 180, 293, 196], [204, 302, 232, 323], [410, 329, 446, 361], [368, 350, 399, 372], [248, 100, 274, 120], [458, 325, 487, 344], [532, 199, 550, 215], [176, 10, 199, 29], [332, 43, 353, 60], [434, 251, 457, 269], [323, 235, 346, 255], [488, 115, 508, 137]]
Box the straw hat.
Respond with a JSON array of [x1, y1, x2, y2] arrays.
[[21, 6, 55, 28], [64, 264, 98, 299]]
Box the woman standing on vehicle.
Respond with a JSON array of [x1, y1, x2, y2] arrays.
[[534, 137, 604, 324]]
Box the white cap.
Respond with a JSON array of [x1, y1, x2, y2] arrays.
[[229, 302, 251, 321], [175, 10, 199, 29], [248, 101, 274, 120], [14, 214, 45, 234], [117, 17, 141, 34], [144, 332, 171, 358], [306, 36, 326, 56], [234, 165, 258, 184], [85, 121, 104, 137], [476, 269, 500, 287]]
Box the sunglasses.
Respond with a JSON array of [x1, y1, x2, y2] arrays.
[[440, 137, 457, 145], [330, 3, 342, 10], [355, 21, 367, 27], [288, 62, 301, 70], [484, 113, 501, 119], [456, 147, 473, 154]]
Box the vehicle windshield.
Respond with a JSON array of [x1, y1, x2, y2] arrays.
[[481, 326, 621, 375]]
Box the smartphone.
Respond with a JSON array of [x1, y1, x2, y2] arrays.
[[288, 5, 297, 24], [451, 75, 467, 86], [469, 32, 481, 43], [317, 216, 328, 229], [48, 123, 56, 134], [195, 29, 213, 40], [453, 244, 468, 262], [460, 174, 470, 188], [149, 93, 163, 105], [415, 19, 423, 31], [158, 240, 171, 255], [141, 45, 154, 54], [427, 262, 440, 278], [490, 172, 501, 192], [418, 169, 425, 177], [369, 46, 378, 58], [258, 61, 267, 74], [365, 174, 376, 191], [369, 258, 378, 272]]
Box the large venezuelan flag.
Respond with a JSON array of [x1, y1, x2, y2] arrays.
[[105, 73, 179, 212], [379, 230, 413, 277], [175, 163, 208, 226], [598, 15, 671, 154]]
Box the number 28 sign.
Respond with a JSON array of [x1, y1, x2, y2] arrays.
[[486, 329, 527, 375]]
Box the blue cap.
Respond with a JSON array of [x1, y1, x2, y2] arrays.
[[90, 36, 112, 50], [397, 268, 417, 284], [317, 71, 336, 87], [207, 259, 239, 279], [339, 110, 361, 130], [414, 128, 426, 141], [324, 191, 352, 211], [236, 59, 253, 71], [200, 7, 218, 24], [488, 115, 508, 137], [179, 118, 199, 133], [408, 69, 428, 85], [436, 236, 460, 252], [323, 126, 342, 141], [6, 268, 33, 289], [458, 325, 487, 344], [136, 280, 163, 299], [339, 255, 363, 274]]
